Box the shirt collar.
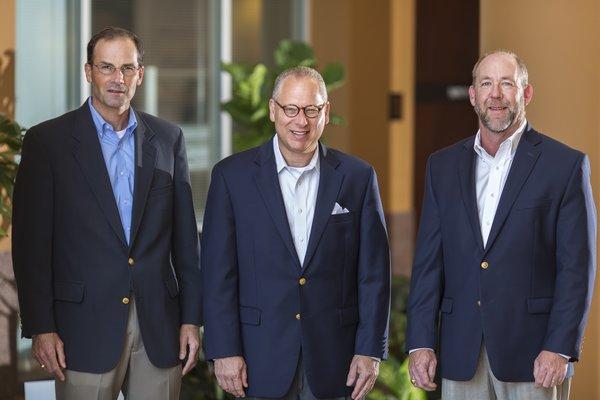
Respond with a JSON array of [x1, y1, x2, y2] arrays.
[[474, 119, 527, 161], [273, 134, 320, 174], [88, 97, 138, 140]]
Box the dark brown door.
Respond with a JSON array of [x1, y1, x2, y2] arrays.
[[414, 0, 479, 220]]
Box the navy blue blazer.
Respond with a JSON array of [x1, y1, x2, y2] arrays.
[[407, 125, 596, 382], [12, 104, 202, 372], [201, 138, 390, 398]]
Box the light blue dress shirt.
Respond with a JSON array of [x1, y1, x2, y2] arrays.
[[88, 98, 137, 244]]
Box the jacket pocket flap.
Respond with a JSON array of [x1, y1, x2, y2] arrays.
[[440, 297, 453, 313], [164, 277, 179, 298], [516, 198, 553, 210], [53, 281, 84, 303], [239, 306, 261, 325], [527, 297, 553, 314], [339, 305, 359, 326], [329, 212, 354, 224], [149, 184, 173, 197]]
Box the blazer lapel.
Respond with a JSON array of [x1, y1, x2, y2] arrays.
[[483, 127, 542, 254], [253, 139, 301, 270], [458, 137, 485, 253], [129, 112, 157, 247], [302, 144, 344, 270], [71, 104, 128, 248]]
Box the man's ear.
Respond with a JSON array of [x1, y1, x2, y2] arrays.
[[84, 63, 93, 84], [468, 85, 476, 107], [269, 99, 276, 123], [523, 84, 534, 106]]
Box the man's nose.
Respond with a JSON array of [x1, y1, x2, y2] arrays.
[[111, 68, 125, 83], [294, 110, 309, 126], [490, 82, 502, 98]]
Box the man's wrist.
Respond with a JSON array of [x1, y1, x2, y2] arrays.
[[409, 348, 435, 354]]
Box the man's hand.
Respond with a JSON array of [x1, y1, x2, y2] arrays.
[[214, 356, 248, 398], [408, 349, 437, 391], [346, 355, 380, 399], [32, 333, 66, 381], [179, 324, 200, 375], [533, 350, 568, 388]]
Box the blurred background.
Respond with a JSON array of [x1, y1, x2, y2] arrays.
[[0, 0, 599, 399]]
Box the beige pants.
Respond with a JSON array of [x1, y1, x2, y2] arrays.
[[442, 346, 570, 400], [55, 298, 182, 400]]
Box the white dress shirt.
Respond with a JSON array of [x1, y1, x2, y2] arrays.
[[273, 135, 320, 266], [474, 120, 527, 247]]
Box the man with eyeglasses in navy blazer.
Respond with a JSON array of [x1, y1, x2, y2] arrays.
[[202, 66, 391, 399], [12, 27, 202, 399]]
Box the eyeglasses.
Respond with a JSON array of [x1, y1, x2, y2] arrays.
[[91, 63, 141, 77], [273, 100, 326, 118]]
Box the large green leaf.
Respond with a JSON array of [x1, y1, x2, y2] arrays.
[[322, 62, 346, 93], [274, 40, 315, 70]]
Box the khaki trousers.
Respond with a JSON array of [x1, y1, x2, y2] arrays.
[[55, 298, 182, 400], [442, 346, 570, 400]]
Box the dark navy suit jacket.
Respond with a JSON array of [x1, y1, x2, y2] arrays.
[[201, 138, 390, 398], [407, 125, 596, 382], [12, 103, 202, 373]]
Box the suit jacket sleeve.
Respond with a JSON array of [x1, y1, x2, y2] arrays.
[[12, 129, 56, 338], [355, 167, 391, 359], [201, 166, 242, 359], [171, 130, 203, 325], [544, 154, 596, 360], [406, 156, 444, 351]]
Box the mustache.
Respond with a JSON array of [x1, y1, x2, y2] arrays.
[[485, 100, 509, 108], [107, 85, 127, 92]]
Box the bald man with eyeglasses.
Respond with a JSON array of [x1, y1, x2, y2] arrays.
[[201, 66, 391, 400]]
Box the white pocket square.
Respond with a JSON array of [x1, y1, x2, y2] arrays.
[[331, 202, 349, 215]]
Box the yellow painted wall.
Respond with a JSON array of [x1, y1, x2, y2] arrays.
[[0, 0, 15, 120], [481, 1, 600, 397], [310, 0, 351, 152], [0, 0, 15, 59], [0, 0, 14, 253], [389, 0, 414, 214], [312, 0, 392, 207]]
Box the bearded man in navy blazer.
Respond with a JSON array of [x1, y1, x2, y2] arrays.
[[12, 27, 202, 399], [407, 50, 596, 400], [201, 66, 391, 399]]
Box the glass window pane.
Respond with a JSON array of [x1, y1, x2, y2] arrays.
[[92, 0, 220, 225]]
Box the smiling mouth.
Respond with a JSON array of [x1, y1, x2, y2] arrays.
[[108, 89, 125, 95], [291, 130, 309, 137], [488, 105, 507, 111]]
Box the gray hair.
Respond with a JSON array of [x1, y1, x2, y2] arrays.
[[472, 49, 529, 88], [272, 66, 328, 101]]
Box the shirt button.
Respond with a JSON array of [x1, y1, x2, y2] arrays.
[[122, 297, 130, 304], [299, 237, 304, 242], [298, 209, 303, 214], [120, 171, 124, 176], [486, 221, 491, 226], [481, 261, 489, 269], [490, 193, 495, 198], [295, 313, 301, 320]]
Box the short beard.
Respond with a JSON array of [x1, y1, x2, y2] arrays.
[[474, 103, 522, 135]]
